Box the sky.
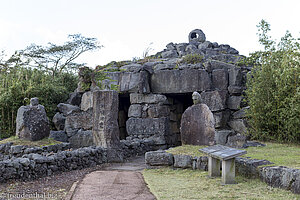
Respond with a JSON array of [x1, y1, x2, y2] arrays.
[[0, 0, 299, 68]]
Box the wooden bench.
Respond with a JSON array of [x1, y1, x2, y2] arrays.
[[199, 145, 247, 184]]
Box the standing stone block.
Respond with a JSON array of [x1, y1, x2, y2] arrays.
[[16, 98, 50, 141], [180, 104, 215, 145], [201, 91, 228, 112], [93, 90, 120, 148], [212, 69, 228, 90]]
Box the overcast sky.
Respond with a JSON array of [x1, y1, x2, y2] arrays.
[[0, 0, 299, 68]]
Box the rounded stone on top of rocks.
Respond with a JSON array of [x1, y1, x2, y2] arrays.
[[188, 29, 206, 44], [192, 91, 201, 105], [30, 97, 39, 106]]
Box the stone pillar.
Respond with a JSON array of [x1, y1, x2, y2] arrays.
[[208, 157, 221, 177], [93, 90, 120, 148], [222, 158, 236, 184]]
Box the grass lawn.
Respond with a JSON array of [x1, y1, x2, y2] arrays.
[[0, 136, 61, 147], [143, 168, 300, 200], [167, 143, 300, 169]]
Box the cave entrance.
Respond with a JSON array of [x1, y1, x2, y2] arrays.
[[118, 93, 130, 140], [165, 93, 193, 147]]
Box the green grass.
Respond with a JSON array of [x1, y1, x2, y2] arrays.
[[167, 143, 300, 169], [143, 168, 300, 200], [0, 136, 61, 147]]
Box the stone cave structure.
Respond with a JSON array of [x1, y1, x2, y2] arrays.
[[51, 29, 251, 155]]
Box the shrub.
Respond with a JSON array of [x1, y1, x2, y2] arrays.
[[245, 20, 300, 143]]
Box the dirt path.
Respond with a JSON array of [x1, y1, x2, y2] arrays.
[[70, 157, 156, 200]]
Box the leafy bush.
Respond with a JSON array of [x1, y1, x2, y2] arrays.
[[245, 20, 300, 142]]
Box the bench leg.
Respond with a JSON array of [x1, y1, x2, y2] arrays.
[[222, 158, 235, 184], [208, 157, 220, 177]]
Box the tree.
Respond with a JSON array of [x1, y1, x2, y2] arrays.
[[245, 20, 300, 143], [20, 34, 102, 76]]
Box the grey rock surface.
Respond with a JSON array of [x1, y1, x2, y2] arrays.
[[49, 130, 68, 142], [180, 104, 215, 145], [201, 90, 228, 112], [81, 91, 93, 111], [57, 103, 80, 115], [69, 129, 93, 148], [145, 150, 173, 166], [174, 154, 193, 168], [16, 102, 50, 141], [93, 90, 120, 148], [151, 69, 211, 94], [52, 112, 66, 131]]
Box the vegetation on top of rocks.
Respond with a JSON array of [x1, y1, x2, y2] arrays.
[[180, 54, 204, 64], [143, 168, 299, 200], [244, 20, 300, 143], [0, 136, 61, 147]]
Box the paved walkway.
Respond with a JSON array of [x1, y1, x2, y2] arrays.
[[70, 157, 156, 200]]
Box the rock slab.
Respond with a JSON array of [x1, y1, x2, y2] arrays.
[[180, 104, 215, 145]]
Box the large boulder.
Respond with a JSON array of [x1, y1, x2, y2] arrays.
[[180, 104, 215, 145], [16, 98, 50, 141]]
